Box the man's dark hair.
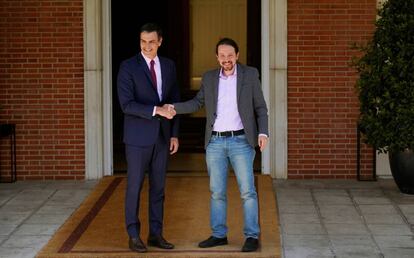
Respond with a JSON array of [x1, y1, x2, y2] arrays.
[[140, 23, 163, 39], [215, 37, 239, 54]]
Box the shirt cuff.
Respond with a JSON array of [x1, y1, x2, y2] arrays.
[[152, 106, 156, 116], [259, 133, 268, 138]]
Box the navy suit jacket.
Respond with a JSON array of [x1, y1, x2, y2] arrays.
[[117, 54, 180, 147]]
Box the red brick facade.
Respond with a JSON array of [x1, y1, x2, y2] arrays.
[[0, 0, 84, 180], [287, 0, 377, 178], [0, 0, 377, 180]]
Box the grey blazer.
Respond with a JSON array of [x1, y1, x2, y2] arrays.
[[174, 63, 268, 148]]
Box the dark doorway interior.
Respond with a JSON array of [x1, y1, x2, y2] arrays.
[[112, 0, 261, 173]]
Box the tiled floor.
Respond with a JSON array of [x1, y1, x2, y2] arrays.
[[0, 180, 97, 258], [1, 178, 414, 258], [275, 179, 414, 258]]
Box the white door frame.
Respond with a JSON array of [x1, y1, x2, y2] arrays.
[[84, 0, 289, 179], [102, 0, 113, 177], [83, 0, 112, 179], [261, 0, 288, 178], [84, 0, 104, 179]]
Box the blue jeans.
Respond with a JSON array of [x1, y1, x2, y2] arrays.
[[206, 134, 260, 239]]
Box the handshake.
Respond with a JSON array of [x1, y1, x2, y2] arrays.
[[156, 104, 176, 119]]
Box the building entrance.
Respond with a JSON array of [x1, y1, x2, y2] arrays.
[[111, 0, 261, 173]]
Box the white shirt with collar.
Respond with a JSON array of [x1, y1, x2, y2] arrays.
[[141, 52, 162, 116], [213, 66, 243, 132]]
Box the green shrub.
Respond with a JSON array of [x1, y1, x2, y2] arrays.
[[355, 0, 414, 153]]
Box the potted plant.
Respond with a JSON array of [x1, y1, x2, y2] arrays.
[[354, 0, 414, 194]]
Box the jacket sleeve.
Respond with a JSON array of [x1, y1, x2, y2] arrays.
[[117, 61, 154, 119], [169, 63, 180, 137], [252, 68, 269, 136], [173, 78, 206, 114]]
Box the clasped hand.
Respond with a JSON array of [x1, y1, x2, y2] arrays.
[[156, 104, 176, 119]]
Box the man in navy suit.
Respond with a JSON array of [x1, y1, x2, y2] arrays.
[[117, 23, 179, 253]]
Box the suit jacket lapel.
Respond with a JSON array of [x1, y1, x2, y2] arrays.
[[137, 54, 158, 93], [236, 63, 243, 103], [160, 58, 167, 101], [213, 69, 220, 112]]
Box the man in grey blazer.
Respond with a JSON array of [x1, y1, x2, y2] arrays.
[[167, 38, 268, 252]]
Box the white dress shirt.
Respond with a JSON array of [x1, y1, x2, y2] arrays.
[[141, 52, 162, 116]]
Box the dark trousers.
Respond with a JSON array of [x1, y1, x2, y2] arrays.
[[124, 135, 168, 238]]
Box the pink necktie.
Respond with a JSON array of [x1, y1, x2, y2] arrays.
[[150, 60, 157, 88]]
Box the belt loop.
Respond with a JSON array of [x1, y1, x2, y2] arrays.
[[218, 131, 221, 137], [231, 131, 234, 137]]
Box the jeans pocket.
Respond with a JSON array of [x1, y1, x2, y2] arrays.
[[208, 135, 219, 144], [234, 134, 247, 143]]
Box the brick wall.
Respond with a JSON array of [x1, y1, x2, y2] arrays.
[[287, 0, 377, 178], [0, 0, 84, 180], [0, 0, 379, 180]]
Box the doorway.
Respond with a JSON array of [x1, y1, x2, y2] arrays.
[[111, 0, 261, 173]]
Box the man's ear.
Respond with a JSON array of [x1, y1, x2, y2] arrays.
[[158, 37, 163, 46]]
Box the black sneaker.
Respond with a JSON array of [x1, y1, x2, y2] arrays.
[[198, 236, 228, 248], [242, 237, 259, 252]]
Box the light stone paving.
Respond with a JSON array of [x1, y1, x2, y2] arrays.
[[1, 178, 414, 258], [0, 180, 98, 258], [275, 179, 414, 258]]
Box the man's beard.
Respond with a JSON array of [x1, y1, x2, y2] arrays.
[[221, 61, 234, 71]]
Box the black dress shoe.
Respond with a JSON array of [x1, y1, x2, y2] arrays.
[[198, 236, 228, 248], [242, 237, 259, 252], [129, 237, 147, 253], [147, 235, 174, 249]]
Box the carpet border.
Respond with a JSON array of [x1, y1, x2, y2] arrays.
[[58, 177, 123, 253], [37, 175, 280, 258]]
